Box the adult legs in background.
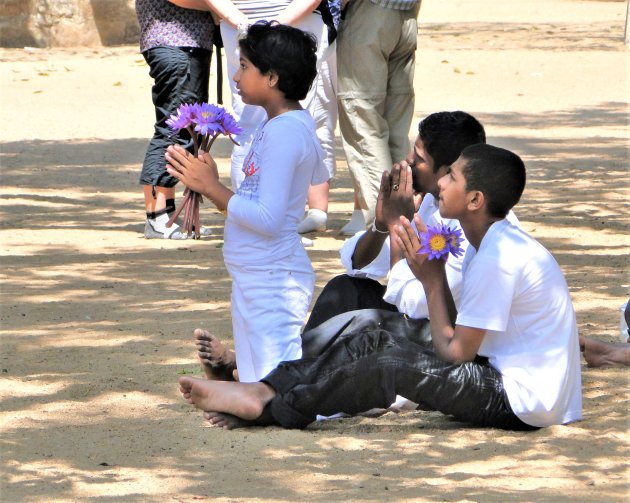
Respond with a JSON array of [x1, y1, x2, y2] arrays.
[[299, 38, 338, 234], [336, 0, 418, 226], [141, 46, 211, 239]]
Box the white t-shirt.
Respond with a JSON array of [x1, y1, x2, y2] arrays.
[[339, 194, 519, 318], [457, 219, 582, 427], [224, 110, 329, 269]]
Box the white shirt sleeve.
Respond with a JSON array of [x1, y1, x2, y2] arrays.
[[227, 119, 306, 237], [339, 231, 392, 281], [383, 242, 466, 318], [383, 259, 428, 318]]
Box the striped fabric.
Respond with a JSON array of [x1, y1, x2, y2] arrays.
[[232, 0, 293, 19]]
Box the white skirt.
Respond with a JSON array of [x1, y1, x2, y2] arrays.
[[227, 255, 314, 383]]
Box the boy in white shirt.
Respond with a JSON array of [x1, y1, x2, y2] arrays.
[[178, 143, 582, 430], [304, 111, 491, 331]]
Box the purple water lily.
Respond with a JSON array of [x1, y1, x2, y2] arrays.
[[219, 110, 243, 136], [165, 103, 196, 132], [166, 102, 242, 239], [445, 226, 465, 258], [192, 103, 225, 137], [417, 223, 465, 260]]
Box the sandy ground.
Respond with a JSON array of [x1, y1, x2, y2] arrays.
[[1, 0, 629, 501]]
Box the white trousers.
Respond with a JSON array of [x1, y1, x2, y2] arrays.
[[227, 258, 314, 383], [220, 14, 338, 189]]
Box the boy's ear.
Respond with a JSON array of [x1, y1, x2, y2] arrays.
[[268, 71, 279, 88], [467, 190, 485, 212]]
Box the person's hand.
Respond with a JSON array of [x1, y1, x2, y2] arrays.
[[165, 144, 218, 197], [394, 214, 445, 283], [375, 162, 416, 232]]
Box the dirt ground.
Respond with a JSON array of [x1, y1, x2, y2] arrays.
[[1, 0, 629, 501]]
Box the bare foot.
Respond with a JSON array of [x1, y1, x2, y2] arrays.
[[178, 376, 275, 421], [580, 335, 630, 368], [194, 328, 237, 380], [203, 411, 252, 430]]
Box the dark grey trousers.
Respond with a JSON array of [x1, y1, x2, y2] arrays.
[[140, 46, 211, 188], [264, 309, 536, 431]]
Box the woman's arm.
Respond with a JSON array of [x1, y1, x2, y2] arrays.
[[168, 0, 248, 27], [275, 0, 322, 26], [168, 0, 211, 11]]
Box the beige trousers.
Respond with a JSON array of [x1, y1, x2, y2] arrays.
[[337, 0, 419, 224]]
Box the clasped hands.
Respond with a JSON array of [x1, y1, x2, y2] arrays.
[[374, 161, 419, 233], [165, 144, 220, 199], [377, 161, 446, 283]]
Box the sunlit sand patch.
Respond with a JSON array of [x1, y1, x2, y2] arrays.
[[524, 225, 630, 254], [317, 436, 378, 452], [4, 459, 192, 500], [0, 229, 216, 256], [1, 390, 176, 432], [3, 329, 147, 348], [0, 376, 68, 400]]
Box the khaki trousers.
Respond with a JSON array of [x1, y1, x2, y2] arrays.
[[337, 0, 419, 223]]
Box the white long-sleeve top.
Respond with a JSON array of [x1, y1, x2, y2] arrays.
[[224, 110, 329, 269]]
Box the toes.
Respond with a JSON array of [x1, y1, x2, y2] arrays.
[[204, 412, 233, 429], [197, 351, 217, 362], [204, 412, 222, 425], [194, 328, 215, 342], [196, 341, 213, 352]]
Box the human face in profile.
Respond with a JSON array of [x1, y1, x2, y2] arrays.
[[408, 137, 442, 198], [233, 55, 269, 107], [437, 156, 469, 220]]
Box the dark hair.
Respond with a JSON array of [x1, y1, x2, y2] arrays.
[[460, 144, 526, 218], [418, 111, 486, 172], [239, 21, 318, 101]]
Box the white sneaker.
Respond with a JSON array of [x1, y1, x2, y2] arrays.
[[301, 236, 314, 247], [339, 210, 366, 236], [297, 209, 327, 234], [144, 214, 188, 240]]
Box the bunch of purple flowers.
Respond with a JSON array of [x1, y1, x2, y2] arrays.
[[417, 223, 465, 260], [165, 103, 242, 238]]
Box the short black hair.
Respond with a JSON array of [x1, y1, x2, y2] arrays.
[[418, 111, 486, 172], [460, 144, 526, 218], [239, 21, 318, 101]]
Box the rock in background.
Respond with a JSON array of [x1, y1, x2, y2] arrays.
[[0, 0, 139, 48]]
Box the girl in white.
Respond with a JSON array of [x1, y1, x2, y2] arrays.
[[170, 0, 338, 233], [166, 22, 329, 382]]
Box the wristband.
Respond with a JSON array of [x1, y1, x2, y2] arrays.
[[371, 221, 389, 234]]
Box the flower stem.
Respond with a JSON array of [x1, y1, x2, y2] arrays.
[[183, 191, 193, 236], [166, 188, 191, 229], [206, 134, 219, 151], [188, 126, 199, 156], [193, 193, 201, 240]]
